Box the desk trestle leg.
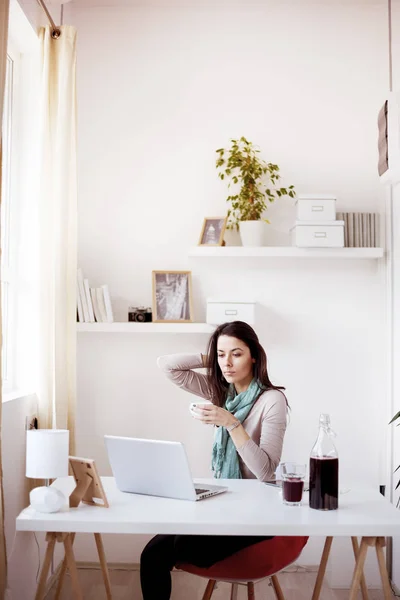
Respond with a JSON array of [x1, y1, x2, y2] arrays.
[[54, 533, 76, 600], [53, 532, 113, 600], [375, 537, 393, 599], [312, 537, 371, 600], [63, 534, 83, 600], [35, 533, 57, 600], [311, 536, 333, 600], [35, 533, 83, 600], [349, 537, 392, 600], [351, 537, 369, 600], [94, 533, 113, 599]]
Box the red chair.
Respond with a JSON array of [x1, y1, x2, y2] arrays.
[[178, 535, 308, 599]]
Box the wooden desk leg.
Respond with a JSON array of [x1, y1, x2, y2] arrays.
[[94, 533, 113, 599], [311, 536, 333, 600], [54, 533, 76, 600], [55, 532, 112, 600], [35, 533, 57, 600], [348, 537, 371, 600], [375, 537, 392, 600], [351, 537, 369, 600], [63, 533, 83, 600]]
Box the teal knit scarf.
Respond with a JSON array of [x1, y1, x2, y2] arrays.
[[211, 378, 262, 479]]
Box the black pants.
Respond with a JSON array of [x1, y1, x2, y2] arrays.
[[140, 534, 273, 599]]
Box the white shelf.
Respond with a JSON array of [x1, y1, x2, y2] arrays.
[[189, 246, 384, 259], [77, 322, 215, 334]]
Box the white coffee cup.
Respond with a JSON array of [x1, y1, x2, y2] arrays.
[[189, 400, 213, 419]]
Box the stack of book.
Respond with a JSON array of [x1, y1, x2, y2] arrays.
[[77, 268, 114, 323], [336, 212, 380, 248]]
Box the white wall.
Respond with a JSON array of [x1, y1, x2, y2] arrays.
[[3, 395, 42, 600], [389, 179, 400, 591], [387, 0, 400, 590], [69, 0, 389, 589]]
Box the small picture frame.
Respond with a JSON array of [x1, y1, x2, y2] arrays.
[[198, 217, 227, 246], [152, 271, 193, 323], [69, 456, 109, 508]]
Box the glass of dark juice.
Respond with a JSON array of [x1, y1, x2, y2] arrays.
[[281, 462, 307, 506]]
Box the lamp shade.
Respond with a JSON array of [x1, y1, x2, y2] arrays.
[[26, 429, 69, 479]]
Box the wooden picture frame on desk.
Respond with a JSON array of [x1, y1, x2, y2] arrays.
[[69, 456, 109, 508]]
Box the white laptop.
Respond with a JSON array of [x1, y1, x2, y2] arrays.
[[104, 435, 228, 502]]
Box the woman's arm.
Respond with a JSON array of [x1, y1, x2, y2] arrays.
[[157, 353, 211, 400], [233, 390, 287, 481]]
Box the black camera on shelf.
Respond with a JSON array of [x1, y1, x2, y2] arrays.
[[128, 306, 152, 323]]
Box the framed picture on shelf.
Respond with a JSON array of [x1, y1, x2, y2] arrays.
[[198, 217, 227, 246], [152, 271, 193, 323]]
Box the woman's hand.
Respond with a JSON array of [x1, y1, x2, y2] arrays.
[[196, 404, 237, 428]]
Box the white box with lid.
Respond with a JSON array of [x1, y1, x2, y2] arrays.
[[291, 221, 344, 248], [296, 194, 336, 222], [206, 299, 256, 325]]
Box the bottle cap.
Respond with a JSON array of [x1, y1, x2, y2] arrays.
[[319, 413, 337, 437], [319, 413, 330, 424]]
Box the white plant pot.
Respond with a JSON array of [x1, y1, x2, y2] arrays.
[[223, 228, 242, 247], [239, 220, 266, 247]]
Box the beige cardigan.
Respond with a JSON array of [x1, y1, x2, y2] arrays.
[[157, 353, 288, 481]]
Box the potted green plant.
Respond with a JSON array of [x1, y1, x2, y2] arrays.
[[390, 410, 400, 507], [216, 137, 295, 246]]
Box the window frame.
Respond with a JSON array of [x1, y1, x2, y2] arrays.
[[1, 40, 21, 393]]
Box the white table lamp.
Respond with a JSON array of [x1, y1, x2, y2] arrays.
[[26, 429, 69, 513]]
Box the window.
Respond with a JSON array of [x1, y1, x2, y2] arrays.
[[1, 47, 19, 392], [1, 0, 40, 400]]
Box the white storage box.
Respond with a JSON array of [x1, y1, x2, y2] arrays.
[[291, 221, 344, 248], [296, 194, 336, 222], [206, 299, 256, 325]]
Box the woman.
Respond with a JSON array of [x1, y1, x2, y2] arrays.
[[140, 320, 288, 599]]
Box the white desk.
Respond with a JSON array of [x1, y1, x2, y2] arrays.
[[16, 477, 400, 600]]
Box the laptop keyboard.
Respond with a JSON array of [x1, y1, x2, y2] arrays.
[[195, 488, 209, 495]]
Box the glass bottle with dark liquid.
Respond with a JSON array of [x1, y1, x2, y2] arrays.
[[309, 414, 339, 511]]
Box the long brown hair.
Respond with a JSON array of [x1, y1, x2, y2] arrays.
[[206, 321, 286, 407]]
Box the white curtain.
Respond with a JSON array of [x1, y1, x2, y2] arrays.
[[36, 25, 77, 453]]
